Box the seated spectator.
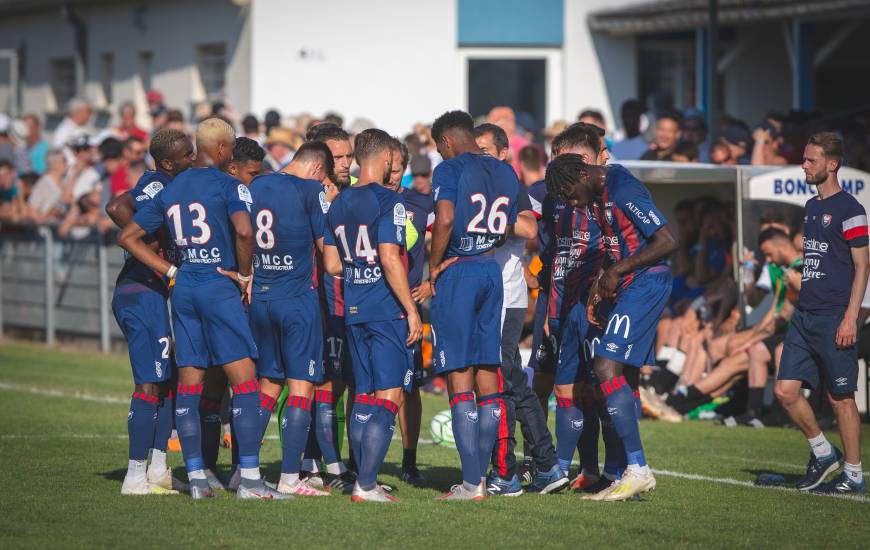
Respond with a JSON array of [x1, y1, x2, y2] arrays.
[[114, 101, 147, 142], [720, 122, 752, 165], [165, 109, 187, 134], [709, 139, 736, 165], [671, 141, 699, 163], [612, 99, 649, 161], [680, 110, 710, 162], [65, 135, 101, 209], [25, 149, 68, 223], [23, 114, 48, 174], [109, 136, 147, 197], [0, 159, 19, 222], [641, 110, 682, 161], [751, 121, 788, 165]]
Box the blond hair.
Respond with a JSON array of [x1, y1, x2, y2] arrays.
[[196, 117, 235, 148]]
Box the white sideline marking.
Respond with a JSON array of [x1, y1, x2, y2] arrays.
[[0, 382, 128, 404], [719, 453, 870, 477]]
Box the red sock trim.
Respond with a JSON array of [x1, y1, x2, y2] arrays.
[[176, 383, 203, 396], [132, 392, 159, 404], [166, 390, 174, 400], [286, 395, 312, 411], [232, 379, 261, 395], [260, 393, 278, 411], [200, 397, 221, 412], [449, 391, 475, 407], [556, 396, 575, 408], [632, 390, 640, 399], [315, 390, 334, 404], [373, 398, 398, 415], [599, 375, 628, 396]]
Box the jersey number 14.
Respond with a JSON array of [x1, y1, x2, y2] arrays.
[[335, 225, 377, 265]]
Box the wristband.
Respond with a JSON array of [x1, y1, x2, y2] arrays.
[[166, 265, 178, 279], [237, 273, 252, 283]]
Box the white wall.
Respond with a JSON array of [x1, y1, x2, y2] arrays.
[[563, 0, 639, 133], [0, 0, 248, 129], [251, 0, 460, 135]]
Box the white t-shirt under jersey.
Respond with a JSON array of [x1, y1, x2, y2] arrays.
[[494, 234, 528, 309]]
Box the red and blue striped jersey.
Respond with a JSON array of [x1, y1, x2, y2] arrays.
[[528, 179, 557, 291], [594, 164, 668, 288], [547, 205, 604, 320]]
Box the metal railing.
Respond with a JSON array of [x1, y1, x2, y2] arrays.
[[0, 223, 125, 351]]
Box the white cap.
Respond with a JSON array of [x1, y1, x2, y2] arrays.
[[0, 113, 10, 134]]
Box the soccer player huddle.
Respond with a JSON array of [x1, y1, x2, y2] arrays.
[[108, 110, 678, 502]]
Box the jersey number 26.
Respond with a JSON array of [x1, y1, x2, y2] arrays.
[[467, 193, 509, 235]]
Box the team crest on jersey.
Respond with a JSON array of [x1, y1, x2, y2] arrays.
[[154, 361, 163, 378], [319, 191, 330, 213], [465, 411, 479, 423], [604, 204, 614, 224], [237, 184, 253, 211], [142, 181, 164, 198], [394, 203, 407, 226], [491, 408, 502, 420], [822, 214, 832, 227], [404, 370, 412, 386]]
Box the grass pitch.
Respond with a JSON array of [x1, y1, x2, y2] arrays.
[[1, 340, 869, 549]]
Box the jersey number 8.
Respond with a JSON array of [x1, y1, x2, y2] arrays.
[[255, 209, 275, 250], [467, 193, 510, 235]]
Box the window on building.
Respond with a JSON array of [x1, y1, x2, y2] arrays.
[[138, 51, 153, 94], [99, 53, 113, 106], [50, 57, 76, 111], [468, 58, 546, 130], [637, 37, 696, 112], [196, 43, 226, 101]]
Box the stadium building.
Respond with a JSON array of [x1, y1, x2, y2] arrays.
[[0, 0, 869, 136]]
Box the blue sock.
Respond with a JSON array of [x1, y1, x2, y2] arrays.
[[449, 391, 480, 486], [314, 390, 341, 466], [601, 415, 626, 478], [129, 392, 158, 460], [152, 390, 173, 453], [349, 395, 374, 471], [357, 398, 397, 489], [175, 383, 204, 473], [476, 393, 503, 479], [259, 392, 278, 441], [281, 395, 312, 474], [302, 419, 321, 463], [578, 402, 600, 475], [555, 396, 583, 475], [602, 376, 646, 467], [232, 380, 263, 474], [199, 396, 222, 469]]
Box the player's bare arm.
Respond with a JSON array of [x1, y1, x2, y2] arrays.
[[118, 221, 175, 277], [429, 199, 455, 284], [217, 210, 255, 293], [837, 244, 869, 348], [380, 242, 422, 345], [598, 224, 678, 299], [322, 244, 342, 276], [105, 192, 135, 228], [512, 210, 538, 240]]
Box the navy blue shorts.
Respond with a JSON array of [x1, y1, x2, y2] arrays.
[[529, 291, 559, 374], [556, 302, 601, 386], [171, 275, 258, 368], [595, 270, 671, 368], [346, 319, 414, 394], [430, 258, 503, 374], [249, 290, 323, 383], [323, 313, 353, 385], [779, 308, 858, 394], [112, 284, 172, 385]]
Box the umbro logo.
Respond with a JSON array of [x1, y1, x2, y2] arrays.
[[175, 408, 189, 416], [465, 411, 479, 423], [834, 377, 848, 386]]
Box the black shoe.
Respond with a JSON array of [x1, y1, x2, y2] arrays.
[[796, 447, 843, 491], [323, 470, 356, 494], [300, 470, 325, 488], [400, 466, 425, 487], [517, 460, 536, 486]]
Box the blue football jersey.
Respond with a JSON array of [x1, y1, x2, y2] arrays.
[[402, 188, 434, 288], [433, 153, 519, 258], [133, 167, 251, 280], [324, 183, 406, 325], [595, 164, 668, 287], [249, 173, 326, 300], [117, 170, 174, 290]]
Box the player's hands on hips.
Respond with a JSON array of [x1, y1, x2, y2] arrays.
[[597, 267, 620, 300], [587, 291, 603, 327], [406, 310, 423, 346], [411, 282, 433, 303], [836, 315, 857, 348], [428, 257, 459, 290], [216, 267, 252, 300]]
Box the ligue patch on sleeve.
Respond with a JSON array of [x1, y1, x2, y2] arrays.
[[142, 181, 164, 198], [237, 183, 253, 210], [319, 191, 331, 213], [393, 202, 407, 226]]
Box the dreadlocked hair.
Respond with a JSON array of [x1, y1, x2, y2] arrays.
[[545, 153, 586, 201]]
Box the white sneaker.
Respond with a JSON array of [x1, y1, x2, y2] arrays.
[[204, 468, 226, 491], [147, 469, 189, 492], [278, 478, 331, 497], [351, 482, 400, 503], [121, 477, 179, 495], [436, 482, 486, 501], [237, 480, 293, 500], [600, 468, 656, 501]]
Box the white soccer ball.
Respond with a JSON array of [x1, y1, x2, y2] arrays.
[[429, 409, 455, 448]]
